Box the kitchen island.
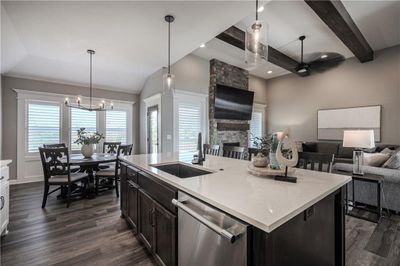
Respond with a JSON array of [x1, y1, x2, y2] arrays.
[[119, 153, 351, 266]]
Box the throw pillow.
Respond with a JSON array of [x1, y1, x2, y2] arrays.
[[383, 149, 400, 169], [380, 148, 395, 155], [363, 153, 390, 167]]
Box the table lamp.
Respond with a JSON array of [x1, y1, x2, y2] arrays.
[[343, 130, 375, 175]]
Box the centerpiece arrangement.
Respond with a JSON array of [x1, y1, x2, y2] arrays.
[[75, 128, 104, 158]]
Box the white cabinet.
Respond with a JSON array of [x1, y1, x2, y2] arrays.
[[1, 160, 11, 236]]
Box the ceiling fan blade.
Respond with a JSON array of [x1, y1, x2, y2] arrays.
[[308, 53, 345, 73]]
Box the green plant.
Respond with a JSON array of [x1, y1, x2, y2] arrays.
[[251, 133, 273, 154], [75, 128, 104, 145]]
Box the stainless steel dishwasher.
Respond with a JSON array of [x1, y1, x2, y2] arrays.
[[172, 191, 249, 266]]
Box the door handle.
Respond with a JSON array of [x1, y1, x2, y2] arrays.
[[0, 176, 4, 181], [0, 196, 4, 211]]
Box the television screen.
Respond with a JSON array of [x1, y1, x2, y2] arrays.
[[214, 84, 254, 120]]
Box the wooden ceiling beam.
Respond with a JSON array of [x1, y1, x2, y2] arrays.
[[216, 26, 308, 76], [304, 0, 374, 63]]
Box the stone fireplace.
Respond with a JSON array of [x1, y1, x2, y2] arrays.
[[208, 59, 250, 153]]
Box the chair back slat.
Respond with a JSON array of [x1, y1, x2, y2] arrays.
[[203, 144, 220, 156], [297, 152, 335, 173], [103, 142, 121, 154], [39, 147, 70, 181], [43, 143, 66, 148], [223, 146, 245, 160], [115, 144, 133, 174]]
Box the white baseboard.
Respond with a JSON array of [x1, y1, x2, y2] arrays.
[[10, 176, 43, 185]]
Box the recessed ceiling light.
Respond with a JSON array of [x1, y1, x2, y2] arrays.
[[257, 6, 264, 13], [200, 44, 206, 48], [321, 54, 328, 59], [267, 70, 273, 74]]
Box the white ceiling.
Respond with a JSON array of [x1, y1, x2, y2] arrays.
[[193, 0, 400, 81], [1, 1, 253, 93]]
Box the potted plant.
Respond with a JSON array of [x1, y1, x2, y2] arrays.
[[75, 128, 104, 158]]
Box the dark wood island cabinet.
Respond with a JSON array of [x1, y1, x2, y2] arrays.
[[120, 162, 177, 266]]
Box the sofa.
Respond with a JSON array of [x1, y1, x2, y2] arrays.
[[302, 141, 400, 212]]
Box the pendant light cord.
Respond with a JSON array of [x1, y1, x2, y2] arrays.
[[301, 39, 304, 63], [89, 51, 93, 108], [256, 0, 259, 21], [168, 20, 171, 74]]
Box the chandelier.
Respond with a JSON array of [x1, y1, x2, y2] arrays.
[[64, 49, 113, 111]]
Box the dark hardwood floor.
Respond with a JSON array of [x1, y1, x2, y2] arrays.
[[0, 182, 156, 266], [1, 182, 400, 266]]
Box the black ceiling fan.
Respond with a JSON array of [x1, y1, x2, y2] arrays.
[[295, 35, 345, 75]]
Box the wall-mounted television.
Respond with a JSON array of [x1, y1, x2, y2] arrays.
[[214, 84, 254, 120]]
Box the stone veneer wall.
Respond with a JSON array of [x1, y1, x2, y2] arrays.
[[209, 59, 250, 151]]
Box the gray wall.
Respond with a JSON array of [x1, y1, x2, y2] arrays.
[[1, 76, 140, 179], [139, 54, 269, 153], [265, 45, 400, 144]]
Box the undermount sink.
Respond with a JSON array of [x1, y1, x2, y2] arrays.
[[151, 162, 213, 178]]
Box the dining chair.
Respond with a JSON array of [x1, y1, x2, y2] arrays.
[[103, 142, 121, 154], [95, 144, 133, 197], [203, 144, 220, 156], [248, 147, 261, 161], [222, 146, 245, 160], [297, 152, 335, 173], [39, 147, 89, 208], [43, 143, 81, 173], [100, 142, 122, 169]]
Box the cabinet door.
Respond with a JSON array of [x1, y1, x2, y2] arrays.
[[138, 189, 154, 251], [120, 164, 128, 217], [127, 181, 138, 233], [153, 200, 176, 266]]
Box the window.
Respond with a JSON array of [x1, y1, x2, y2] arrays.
[[70, 108, 97, 150], [106, 110, 127, 144], [27, 103, 60, 153], [249, 111, 263, 147], [174, 92, 207, 162]]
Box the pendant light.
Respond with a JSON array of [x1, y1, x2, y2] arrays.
[[64, 49, 113, 111], [163, 15, 175, 94], [245, 0, 268, 66]]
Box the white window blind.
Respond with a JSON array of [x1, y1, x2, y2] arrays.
[[250, 111, 263, 147], [177, 102, 202, 162], [106, 110, 127, 144], [27, 103, 60, 153], [70, 108, 97, 150]]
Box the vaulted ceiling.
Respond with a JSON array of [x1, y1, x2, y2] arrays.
[[193, 0, 400, 80], [1, 1, 252, 92], [2, 1, 399, 93]]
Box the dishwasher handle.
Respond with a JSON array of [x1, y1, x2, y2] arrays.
[[172, 198, 237, 243]]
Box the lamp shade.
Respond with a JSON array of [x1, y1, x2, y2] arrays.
[[343, 130, 375, 148]]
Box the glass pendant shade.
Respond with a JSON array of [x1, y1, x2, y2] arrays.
[[162, 73, 175, 94], [245, 20, 268, 66]]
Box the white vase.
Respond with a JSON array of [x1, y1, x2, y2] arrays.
[[81, 144, 94, 158]]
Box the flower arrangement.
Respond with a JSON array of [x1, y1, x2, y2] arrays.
[[75, 128, 104, 145]]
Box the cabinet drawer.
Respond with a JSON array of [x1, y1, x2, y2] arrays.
[[0, 166, 9, 182], [127, 165, 140, 183], [138, 172, 177, 214]]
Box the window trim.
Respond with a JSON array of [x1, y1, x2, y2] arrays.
[[15, 89, 134, 182]]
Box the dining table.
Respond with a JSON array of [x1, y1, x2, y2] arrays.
[[69, 153, 117, 198]]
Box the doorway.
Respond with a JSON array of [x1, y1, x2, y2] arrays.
[[147, 105, 159, 153]]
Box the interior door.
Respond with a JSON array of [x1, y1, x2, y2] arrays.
[[147, 105, 159, 154]]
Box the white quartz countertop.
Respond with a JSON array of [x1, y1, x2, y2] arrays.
[[120, 153, 351, 233]]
